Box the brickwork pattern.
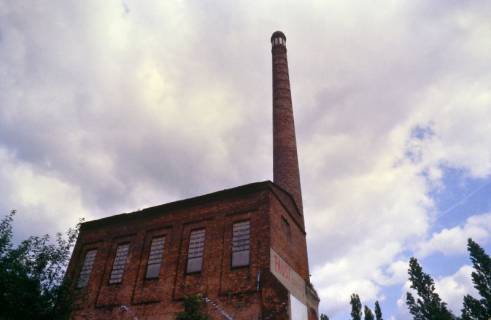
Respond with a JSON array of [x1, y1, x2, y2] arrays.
[[272, 32, 304, 216], [67, 30, 320, 319], [67, 182, 316, 320]]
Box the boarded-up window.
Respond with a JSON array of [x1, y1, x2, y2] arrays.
[[232, 221, 250, 267], [77, 249, 97, 288], [281, 216, 291, 242], [186, 229, 205, 273], [145, 236, 165, 279], [109, 244, 129, 284]]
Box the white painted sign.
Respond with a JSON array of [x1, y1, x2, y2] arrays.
[[290, 294, 308, 320], [270, 248, 307, 304]]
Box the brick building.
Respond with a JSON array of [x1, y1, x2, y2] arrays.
[[66, 31, 320, 320]]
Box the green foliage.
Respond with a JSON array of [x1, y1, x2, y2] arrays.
[[351, 293, 363, 320], [406, 257, 454, 320], [176, 295, 210, 320], [320, 314, 330, 320], [364, 305, 374, 320], [375, 301, 383, 320], [344, 242, 490, 320], [0, 210, 80, 320], [461, 238, 491, 320]]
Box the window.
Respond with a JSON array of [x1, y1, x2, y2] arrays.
[[77, 249, 97, 288], [109, 244, 129, 284], [281, 216, 291, 242], [232, 220, 250, 267], [186, 229, 205, 273], [145, 236, 165, 279]]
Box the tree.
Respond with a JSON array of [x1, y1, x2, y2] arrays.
[[375, 300, 383, 320], [176, 295, 210, 320], [461, 238, 491, 320], [320, 314, 330, 320], [364, 305, 374, 320], [0, 210, 80, 320], [351, 293, 363, 320], [406, 257, 454, 320]]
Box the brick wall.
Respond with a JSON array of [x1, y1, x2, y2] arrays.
[[67, 182, 315, 320], [272, 31, 304, 215]]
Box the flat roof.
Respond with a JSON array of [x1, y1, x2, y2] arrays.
[[81, 180, 301, 230]]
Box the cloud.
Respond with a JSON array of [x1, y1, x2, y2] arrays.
[[299, 0, 491, 315], [0, 0, 270, 214], [435, 265, 477, 315], [1, 0, 491, 319], [0, 148, 89, 241], [395, 265, 478, 318], [395, 281, 414, 320], [417, 213, 491, 257]]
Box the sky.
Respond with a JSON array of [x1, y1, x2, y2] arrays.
[[1, 1, 491, 319]]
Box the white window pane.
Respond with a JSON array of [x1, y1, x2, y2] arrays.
[[187, 257, 203, 273], [146, 263, 160, 279], [232, 250, 250, 267], [232, 221, 250, 267], [77, 249, 97, 288], [109, 244, 129, 284], [146, 236, 165, 279], [186, 229, 205, 273]]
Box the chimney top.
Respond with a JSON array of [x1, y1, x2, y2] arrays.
[[271, 31, 286, 43], [271, 29, 303, 214]]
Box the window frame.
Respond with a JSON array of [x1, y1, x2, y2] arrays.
[[145, 236, 166, 280], [108, 243, 130, 285], [231, 220, 251, 268], [281, 216, 292, 243], [186, 228, 206, 274], [76, 249, 97, 289]]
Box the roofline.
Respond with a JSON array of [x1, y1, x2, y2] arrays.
[[80, 180, 301, 230]]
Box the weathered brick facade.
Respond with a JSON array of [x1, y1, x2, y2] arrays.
[[67, 182, 319, 319], [67, 31, 319, 319]]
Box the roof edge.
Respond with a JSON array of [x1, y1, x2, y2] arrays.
[[80, 180, 302, 231], [81, 181, 270, 229]]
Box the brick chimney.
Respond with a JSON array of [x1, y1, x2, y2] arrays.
[[271, 31, 303, 214]]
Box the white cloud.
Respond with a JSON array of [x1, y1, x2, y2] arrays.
[[0, 148, 90, 241], [435, 265, 477, 315], [395, 281, 413, 320], [395, 265, 478, 318], [417, 213, 491, 257], [303, 2, 491, 316]]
